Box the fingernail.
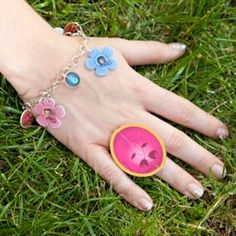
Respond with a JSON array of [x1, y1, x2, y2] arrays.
[[138, 198, 153, 211], [216, 127, 229, 139], [211, 163, 226, 179], [169, 43, 187, 51], [187, 183, 204, 198]]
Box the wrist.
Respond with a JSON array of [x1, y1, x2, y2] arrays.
[[0, 0, 79, 100], [4, 34, 80, 101]]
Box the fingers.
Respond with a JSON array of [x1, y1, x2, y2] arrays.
[[107, 38, 186, 66], [138, 77, 228, 138], [85, 141, 205, 202], [156, 158, 204, 199], [138, 111, 226, 179], [84, 143, 153, 211], [87, 143, 205, 201]]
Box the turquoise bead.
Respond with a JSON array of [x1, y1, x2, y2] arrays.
[[65, 72, 80, 87]]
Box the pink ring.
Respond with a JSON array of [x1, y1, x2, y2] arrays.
[[110, 124, 166, 177]]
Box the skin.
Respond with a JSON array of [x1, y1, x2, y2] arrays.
[[0, 0, 228, 211]]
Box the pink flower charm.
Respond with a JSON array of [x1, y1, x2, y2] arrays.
[[33, 98, 66, 129]]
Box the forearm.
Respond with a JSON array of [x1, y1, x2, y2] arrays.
[[0, 0, 77, 99], [0, 0, 55, 75]]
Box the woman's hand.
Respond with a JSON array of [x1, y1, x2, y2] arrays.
[[6, 33, 228, 211]]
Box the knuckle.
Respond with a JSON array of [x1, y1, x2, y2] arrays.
[[116, 37, 127, 44], [156, 86, 169, 100], [127, 76, 145, 94], [83, 144, 105, 172], [127, 76, 154, 104], [117, 102, 137, 120], [191, 152, 216, 174], [144, 41, 156, 51], [99, 162, 135, 199], [172, 171, 183, 188], [145, 42, 159, 62], [83, 145, 137, 201], [101, 163, 119, 182], [110, 37, 128, 48], [192, 154, 206, 168], [83, 146, 121, 183], [177, 101, 196, 125], [83, 145, 97, 170], [144, 41, 170, 63], [131, 79, 142, 92], [115, 181, 134, 198], [167, 130, 185, 153]]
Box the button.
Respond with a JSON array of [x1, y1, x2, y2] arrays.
[[110, 124, 166, 177]]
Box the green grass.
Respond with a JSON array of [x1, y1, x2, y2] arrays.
[[0, 0, 236, 235]]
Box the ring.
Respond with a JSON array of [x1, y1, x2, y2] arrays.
[[110, 124, 166, 177]]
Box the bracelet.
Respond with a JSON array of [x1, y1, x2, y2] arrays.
[[20, 22, 118, 129]]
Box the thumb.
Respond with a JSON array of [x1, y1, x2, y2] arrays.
[[108, 38, 186, 66]]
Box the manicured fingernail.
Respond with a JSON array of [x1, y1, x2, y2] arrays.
[[138, 198, 153, 211], [169, 43, 186, 51], [216, 127, 229, 139], [211, 163, 226, 179], [187, 183, 204, 198]]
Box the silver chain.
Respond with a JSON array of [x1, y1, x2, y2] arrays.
[[23, 23, 89, 111]]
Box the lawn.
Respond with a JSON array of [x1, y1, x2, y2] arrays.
[[0, 0, 235, 235]]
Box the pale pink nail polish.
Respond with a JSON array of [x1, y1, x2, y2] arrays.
[[169, 43, 186, 51], [216, 127, 229, 139], [211, 163, 226, 179], [138, 198, 153, 211], [187, 183, 204, 198]]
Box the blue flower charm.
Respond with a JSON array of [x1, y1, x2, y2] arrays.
[[85, 47, 118, 77]]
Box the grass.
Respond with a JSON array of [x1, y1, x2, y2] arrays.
[[0, 0, 236, 235]]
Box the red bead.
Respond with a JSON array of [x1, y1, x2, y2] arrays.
[[20, 110, 34, 128], [64, 22, 80, 36]]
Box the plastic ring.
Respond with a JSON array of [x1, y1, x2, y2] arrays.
[[110, 124, 166, 177]]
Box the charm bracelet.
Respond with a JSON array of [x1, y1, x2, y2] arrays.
[[20, 22, 118, 129]]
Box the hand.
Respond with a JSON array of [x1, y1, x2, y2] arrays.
[[10, 35, 228, 211]]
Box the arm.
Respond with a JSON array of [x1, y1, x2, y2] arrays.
[[0, 0, 228, 211], [0, 0, 77, 98]]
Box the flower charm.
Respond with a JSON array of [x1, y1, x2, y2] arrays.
[[85, 47, 118, 77], [33, 98, 66, 129]]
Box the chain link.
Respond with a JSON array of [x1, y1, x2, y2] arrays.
[[23, 23, 89, 109]]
